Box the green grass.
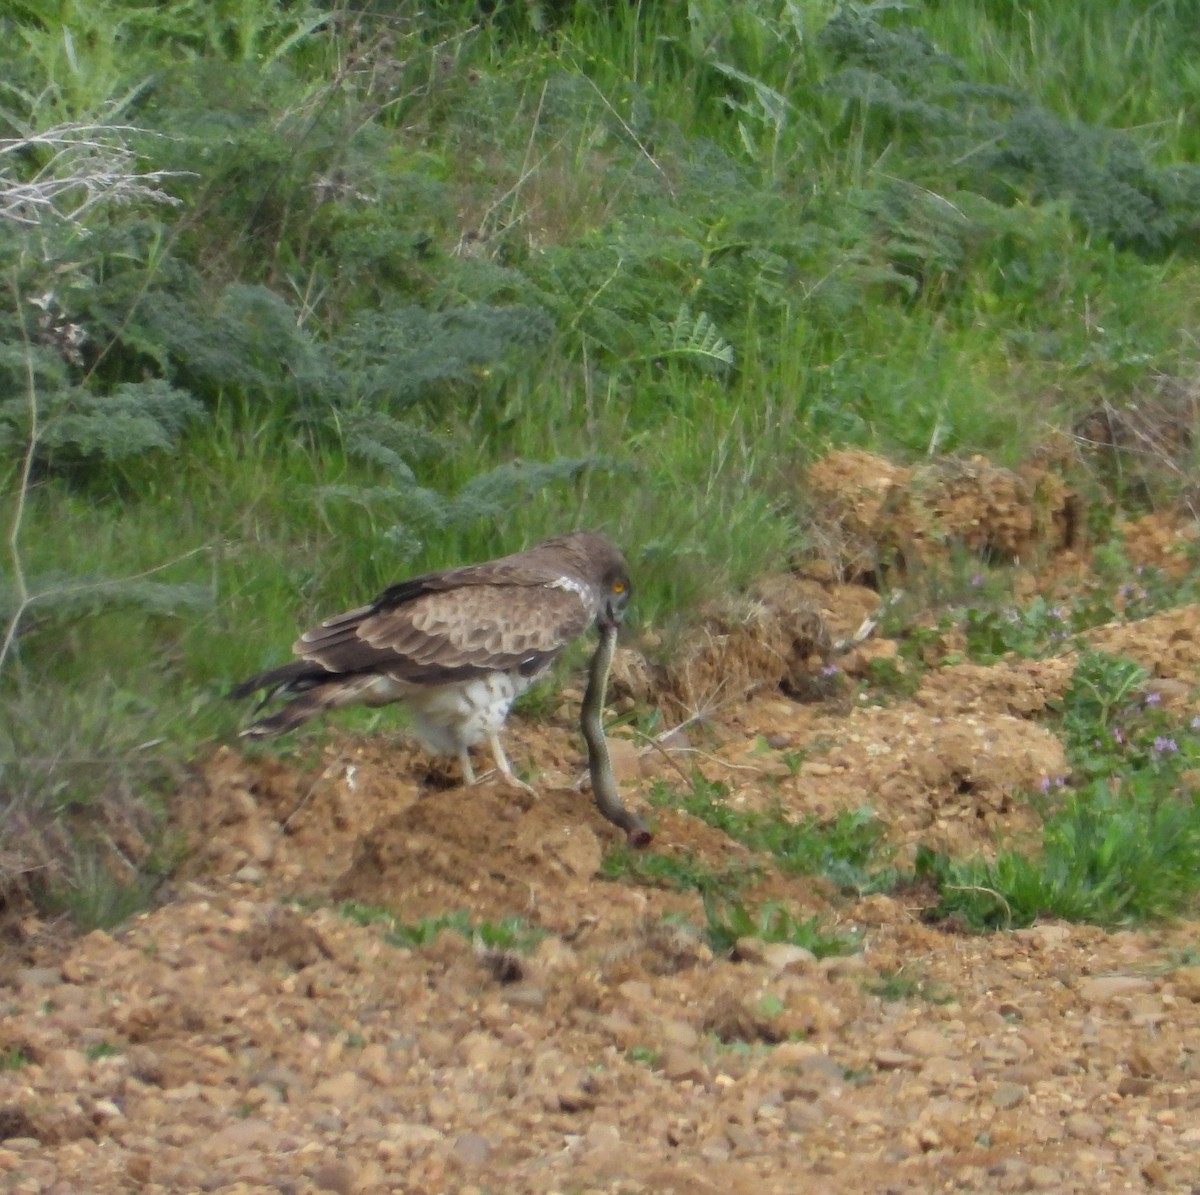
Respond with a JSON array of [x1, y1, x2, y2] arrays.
[[867, 969, 955, 1006], [6, 0, 1200, 926], [916, 651, 1200, 929], [0, 1046, 30, 1071], [702, 896, 857, 959], [649, 775, 895, 893], [338, 903, 546, 953], [600, 844, 758, 897]]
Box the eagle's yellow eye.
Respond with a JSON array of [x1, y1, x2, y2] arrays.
[[612, 581, 626, 594]]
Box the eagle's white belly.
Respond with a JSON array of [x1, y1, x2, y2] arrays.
[[404, 672, 536, 757]]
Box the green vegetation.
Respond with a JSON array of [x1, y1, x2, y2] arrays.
[[600, 842, 758, 896], [84, 1041, 122, 1060], [339, 902, 545, 952], [4, 1, 1200, 925], [0, 1045, 30, 1070], [867, 969, 954, 1005], [918, 651, 1200, 928], [649, 774, 894, 893], [702, 896, 856, 958]]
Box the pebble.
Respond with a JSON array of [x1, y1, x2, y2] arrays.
[[760, 943, 818, 974], [1029, 1164, 1063, 1189], [312, 1071, 360, 1105], [1064, 1113, 1105, 1141], [660, 1049, 707, 1084], [1171, 966, 1200, 1002], [1078, 976, 1154, 1003], [452, 1133, 492, 1167], [901, 1028, 955, 1058], [312, 1161, 356, 1195], [14, 968, 62, 990], [661, 1020, 699, 1049], [873, 1049, 915, 1071], [991, 1082, 1027, 1109]]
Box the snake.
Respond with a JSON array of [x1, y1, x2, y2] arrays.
[[581, 622, 652, 847]]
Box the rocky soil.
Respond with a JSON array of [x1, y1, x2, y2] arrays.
[[2, 452, 1200, 1194]]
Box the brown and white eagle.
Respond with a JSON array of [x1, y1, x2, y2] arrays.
[[231, 531, 632, 785]]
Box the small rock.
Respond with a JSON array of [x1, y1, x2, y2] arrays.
[[733, 937, 768, 965], [381, 1123, 445, 1153], [1014, 924, 1070, 948], [312, 1071, 360, 1105], [1078, 976, 1153, 1003], [452, 1132, 492, 1167], [822, 955, 869, 979], [1142, 1160, 1169, 1187], [1117, 1076, 1154, 1097], [211, 1119, 277, 1150], [312, 1160, 356, 1195], [773, 1041, 821, 1066], [795, 1052, 846, 1082], [584, 1122, 620, 1150], [502, 985, 546, 1008], [660, 1048, 707, 1084], [616, 980, 653, 1006], [1029, 1165, 1063, 1189], [661, 1020, 699, 1049], [992, 1082, 1027, 1109], [761, 943, 817, 974], [901, 1028, 955, 1058], [1170, 966, 1200, 1002], [45, 1049, 89, 1081], [14, 967, 62, 990], [873, 1048, 915, 1071], [1064, 1112, 1105, 1141], [921, 1056, 969, 1088]]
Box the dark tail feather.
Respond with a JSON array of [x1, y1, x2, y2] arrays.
[[229, 661, 322, 702], [230, 661, 334, 737], [240, 690, 333, 738]]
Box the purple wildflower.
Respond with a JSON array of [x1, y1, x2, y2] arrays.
[[1153, 736, 1178, 755]]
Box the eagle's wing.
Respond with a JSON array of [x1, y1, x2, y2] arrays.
[[293, 580, 595, 684]]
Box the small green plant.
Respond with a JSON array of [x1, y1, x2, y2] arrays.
[[339, 903, 545, 953], [85, 1041, 121, 1060], [627, 1045, 662, 1067], [867, 969, 954, 1004], [0, 1046, 30, 1070], [702, 896, 857, 958], [600, 844, 757, 897]]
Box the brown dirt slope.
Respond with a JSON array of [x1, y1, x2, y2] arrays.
[[2, 450, 1200, 1194]]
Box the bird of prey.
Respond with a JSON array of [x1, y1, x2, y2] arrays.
[[231, 531, 632, 786]]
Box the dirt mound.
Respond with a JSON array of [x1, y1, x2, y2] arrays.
[[806, 447, 1081, 580], [658, 574, 879, 715]]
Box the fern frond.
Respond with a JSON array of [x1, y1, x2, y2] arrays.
[[650, 305, 735, 369]]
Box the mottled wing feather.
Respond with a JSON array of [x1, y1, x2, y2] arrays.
[[294, 582, 594, 683]]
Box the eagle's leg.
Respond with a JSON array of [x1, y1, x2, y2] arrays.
[[485, 732, 537, 796], [458, 750, 477, 787]]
